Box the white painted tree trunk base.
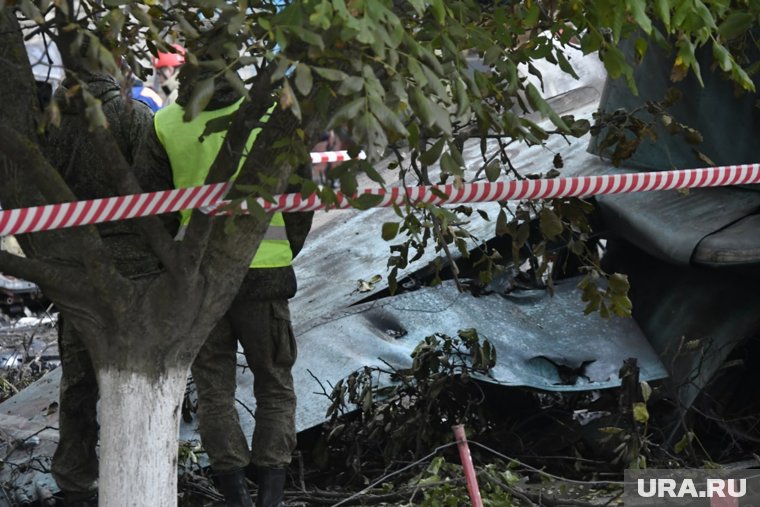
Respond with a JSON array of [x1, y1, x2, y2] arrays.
[[97, 367, 188, 507]]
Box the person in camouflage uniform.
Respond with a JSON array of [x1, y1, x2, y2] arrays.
[[134, 71, 312, 507], [43, 72, 160, 507]]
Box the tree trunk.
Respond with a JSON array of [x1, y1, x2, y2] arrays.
[[97, 366, 189, 507]]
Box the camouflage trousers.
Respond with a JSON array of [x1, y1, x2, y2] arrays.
[[51, 318, 99, 499], [191, 297, 298, 472]]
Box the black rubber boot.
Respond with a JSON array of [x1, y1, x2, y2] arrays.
[[216, 469, 254, 507], [61, 492, 98, 507], [253, 467, 286, 507]]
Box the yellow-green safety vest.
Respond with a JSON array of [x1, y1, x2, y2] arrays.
[[154, 98, 292, 269]]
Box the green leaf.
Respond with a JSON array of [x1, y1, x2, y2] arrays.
[[718, 12, 753, 41], [485, 161, 501, 182], [525, 83, 569, 131], [270, 57, 293, 83], [454, 78, 471, 117], [693, 0, 717, 30], [296, 28, 325, 50], [712, 43, 732, 72], [407, 0, 425, 15], [539, 208, 563, 239], [421, 64, 448, 101], [355, 110, 388, 160], [440, 152, 462, 176], [601, 46, 629, 80], [224, 71, 249, 100], [731, 64, 755, 92], [429, 0, 445, 24], [634, 37, 648, 61], [382, 222, 400, 240], [369, 96, 408, 136], [419, 138, 445, 166], [483, 45, 502, 67], [653, 0, 671, 31], [556, 50, 580, 80], [632, 402, 649, 423], [294, 63, 313, 96], [608, 273, 630, 294], [313, 67, 349, 81], [183, 78, 216, 122], [339, 171, 358, 196], [429, 100, 452, 135], [349, 193, 384, 210], [625, 0, 652, 34], [412, 88, 435, 128], [495, 209, 508, 236], [640, 381, 652, 402], [338, 76, 364, 95], [19, 0, 44, 23], [407, 58, 428, 87], [279, 79, 301, 121], [327, 97, 367, 129], [674, 432, 693, 454]]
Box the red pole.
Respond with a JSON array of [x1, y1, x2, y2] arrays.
[[452, 425, 484, 507], [711, 493, 739, 507]]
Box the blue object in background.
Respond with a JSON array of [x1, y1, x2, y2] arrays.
[[132, 84, 163, 112]]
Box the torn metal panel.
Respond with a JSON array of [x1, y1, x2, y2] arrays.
[[291, 278, 667, 429], [212, 277, 667, 455]]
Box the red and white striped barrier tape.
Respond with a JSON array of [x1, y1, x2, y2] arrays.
[[225, 163, 760, 213], [0, 183, 230, 237], [310, 150, 365, 164], [1, 164, 759, 237]]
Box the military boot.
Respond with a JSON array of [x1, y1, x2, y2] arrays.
[[216, 469, 254, 507], [60, 492, 98, 507], [253, 467, 286, 507]]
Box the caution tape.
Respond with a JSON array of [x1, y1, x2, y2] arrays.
[[310, 150, 366, 164], [1, 163, 759, 237], [0, 182, 232, 237], [223, 163, 760, 213]]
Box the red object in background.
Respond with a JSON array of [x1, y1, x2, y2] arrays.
[[711, 495, 739, 507], [153, 43, 185, 69]]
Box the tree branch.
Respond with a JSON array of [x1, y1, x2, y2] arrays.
[[88, 128, 178, 271], [0, 251, 90, 301], [0, 9, 38, 137], [0, 122, 131, 303]]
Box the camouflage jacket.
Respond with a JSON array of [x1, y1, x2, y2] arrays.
[[43, 74, 163, 277]]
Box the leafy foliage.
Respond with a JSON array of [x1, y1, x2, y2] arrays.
[[316, 329, 496, 480], [8, 0, 760, 315], [590, 87, 714, 167], [410, 456, 520, 507]]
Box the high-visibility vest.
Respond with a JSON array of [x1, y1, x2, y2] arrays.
[[154, 98, 292, 269]]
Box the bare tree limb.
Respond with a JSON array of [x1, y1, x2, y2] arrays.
[[0, 251, 91, 299], [0, 125, 130, 299], [0, 9, 38, 137], [88, 128, 178, 270]]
